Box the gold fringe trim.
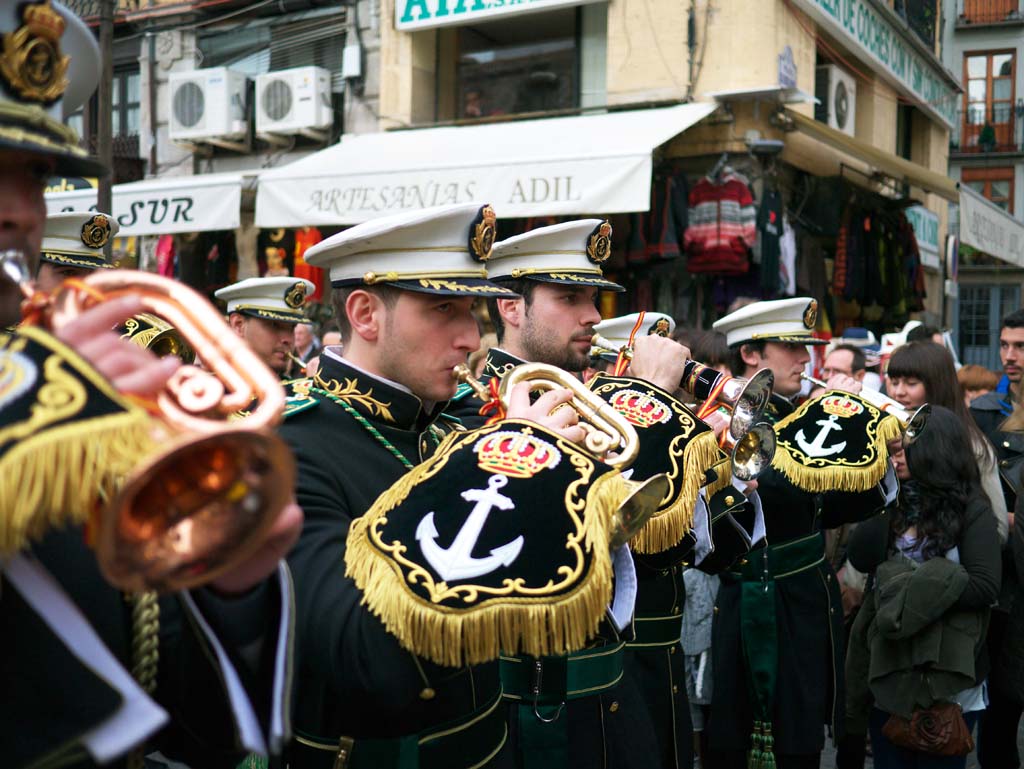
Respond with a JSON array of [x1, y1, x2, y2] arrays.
[[0, 414, 155, 553], [771, 413, 903, 494], [346, 464, 620, 668], [630, 430, 721, 554]]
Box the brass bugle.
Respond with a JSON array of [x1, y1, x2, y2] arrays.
[[453, 362, 640, 468], [44, 269, 296, 593], [801, 373, 930, 443], [120, 311, 197, 363], [452, 363, 668, 547], [591, 332, 775, 439]]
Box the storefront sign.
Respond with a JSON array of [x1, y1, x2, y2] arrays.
[[958, 184, 1024, 268], [45, 177, 96, 194], [396, 0, 602, 31], [791, 0, 957, 127], [256, 102, 717, 227], [778, 46, 797, 89], [904, 205, 940, 270], [44, 175, 243, 237]]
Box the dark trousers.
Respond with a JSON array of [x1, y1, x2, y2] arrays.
[[703, 749, 820, 769], [868, 707, 980, 769], [979, 610, 1023, 769]]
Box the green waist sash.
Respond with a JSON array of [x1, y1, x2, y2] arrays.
[[627, 613, 683, 648], [292, 688, 507, 769], [731, 532, 825, 769], [500, 643, 625, 769]]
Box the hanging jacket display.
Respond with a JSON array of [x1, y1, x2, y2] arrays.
[[756, 189, 784, 295], [683, 171, 756, 275]]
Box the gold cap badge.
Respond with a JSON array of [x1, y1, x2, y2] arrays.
[[469, 204, 497, 262], [80, 214, 112, 248], [284, 281, 308, 309], [0, 0, 69, 104], [586, 221, 612, 264], [803, 299, 818, 330]]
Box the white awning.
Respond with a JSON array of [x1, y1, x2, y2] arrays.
[[958, 184, 1024, 268], [45, 173, 246, 237], [255, 103, 717, 227]]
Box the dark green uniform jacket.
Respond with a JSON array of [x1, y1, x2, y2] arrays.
[[279, 354, 509, 769], [706, 394, 893, 758], [448, 348, 664, 769]]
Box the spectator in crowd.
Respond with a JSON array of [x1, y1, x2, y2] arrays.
[[690, 329, 731, 376], [906, 323, 944, 345], [959, 365, 1001, 409], [294, 322, 321, 364], [845, 406, 1001, 769], [886, 341, 1009, 545]]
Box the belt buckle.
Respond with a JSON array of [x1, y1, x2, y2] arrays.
[[332, 736, 355, 769]]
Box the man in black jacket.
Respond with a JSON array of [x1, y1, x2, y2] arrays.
[[0, 5, 300, 765], [278, 203, 587, 769]]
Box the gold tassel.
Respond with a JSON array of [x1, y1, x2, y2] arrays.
[[0, 415, 155, 553], [770, 413, 904, 494], [630, 430, 720, 554], [346, 458, 619, 668]]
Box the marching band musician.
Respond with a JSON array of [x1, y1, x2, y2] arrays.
[[216, 276, 316, 378], [35, 211, 116, 293], [705, 298, 899, 769], [0, 3, 300, 767], [277, 203, 588, 769], [448, 220, 721, 769]]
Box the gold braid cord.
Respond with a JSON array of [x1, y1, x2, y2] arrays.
[[126, 591, 160, 769]]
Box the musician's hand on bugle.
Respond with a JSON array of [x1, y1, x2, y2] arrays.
[[208, 498, 304, 596], [506, 382, 587, 445], [702, 408, 731, 441], [628, 335, 690, 393], [57, 295, 181, 397], [824, 373, 862, 395]]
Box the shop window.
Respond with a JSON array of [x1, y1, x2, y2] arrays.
[[959, 283, 1022, 369], [455, 8, 579, 120], [962, 51, 1015, 150], [962, 167, 1015, 213]]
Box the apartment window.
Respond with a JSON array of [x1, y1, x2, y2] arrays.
[[112, 69, 141, 137], [959, 283, 1022, 369], [963, 51, 1015, 150], [962, 166, 1015, 213], [455, 8, 579, 120], [960, 0, 1018, 24]]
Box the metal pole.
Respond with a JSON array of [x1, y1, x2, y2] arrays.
[[97, 0, 115, 259]]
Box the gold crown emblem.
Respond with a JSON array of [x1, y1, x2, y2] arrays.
[[611, 389, 672, 428], [474, 430, 561, 479], [0, 0, 70, 104], [80, 214, 111, 248], [284, 281, 308, 308], [470, 204, 497, 262], [820, 394, 863, 419], [586, 221, 613, 264]]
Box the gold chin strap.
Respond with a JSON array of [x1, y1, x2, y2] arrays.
[[362, 269, 487, 284], [506, 266, 603, 279], [0, 100, 83, 147]]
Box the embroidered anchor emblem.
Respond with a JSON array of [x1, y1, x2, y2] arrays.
[[416, 474, 524, 581], [794, 413, 847, 458]]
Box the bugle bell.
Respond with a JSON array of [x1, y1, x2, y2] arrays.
[[19, 260, 295, 593], [452, 363, 668, 547], [801, 373, 930, 445], [120, 312, 196, 363]]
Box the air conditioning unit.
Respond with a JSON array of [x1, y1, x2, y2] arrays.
[[255, 67, 333, 140], [168, 67, 249, 143], [815, 65, 857, 137]]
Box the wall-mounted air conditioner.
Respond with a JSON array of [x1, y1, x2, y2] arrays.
[[255, 66, 333, 141], [815, 64, 857, 137], [169, 67, 249, 145]]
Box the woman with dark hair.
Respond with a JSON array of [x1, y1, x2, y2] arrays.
[[844, 406, 1001, 768], [886, 341, 1009, 544]]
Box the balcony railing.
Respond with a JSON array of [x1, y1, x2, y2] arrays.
[[950, 105, 1024, 154], [957, 0, 1024, 24]]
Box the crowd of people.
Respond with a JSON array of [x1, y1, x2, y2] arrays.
[[3, 4, 1024, 769]]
